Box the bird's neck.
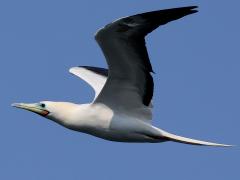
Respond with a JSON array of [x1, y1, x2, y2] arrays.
[[48, 103, 114, 132], [47, 103, 90, 126]]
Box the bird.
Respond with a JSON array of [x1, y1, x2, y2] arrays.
[[12, 6, 231, 147]]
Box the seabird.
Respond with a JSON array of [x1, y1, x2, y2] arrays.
[[12, 6, 231, 146]]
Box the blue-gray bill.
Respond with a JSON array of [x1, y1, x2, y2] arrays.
[[12, 103, 49, 116]]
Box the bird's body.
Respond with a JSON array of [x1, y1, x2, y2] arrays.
[[44, 102, 162, 143], [13, 6, 232, 147]]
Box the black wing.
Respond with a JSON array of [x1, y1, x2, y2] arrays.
[[94, 6, 198, 110], [79, 66, 108, 77]]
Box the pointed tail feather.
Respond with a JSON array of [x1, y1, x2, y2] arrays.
[[161, 131, 232, 147]]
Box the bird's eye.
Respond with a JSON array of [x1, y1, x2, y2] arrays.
[[40, 103, 46, 108]]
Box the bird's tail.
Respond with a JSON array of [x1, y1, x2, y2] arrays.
[[159, 130, 232, 147]]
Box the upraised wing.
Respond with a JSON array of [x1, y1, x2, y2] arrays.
[[94, 6, 198, 113]]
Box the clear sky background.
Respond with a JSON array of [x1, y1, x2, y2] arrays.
[[1, 0, 239, 179]]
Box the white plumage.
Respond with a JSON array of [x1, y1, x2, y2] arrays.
[[69, 67, 107, 100], [12, 6, 232, 147]]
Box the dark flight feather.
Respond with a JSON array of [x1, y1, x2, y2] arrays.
[[94, 6, 198, 109]]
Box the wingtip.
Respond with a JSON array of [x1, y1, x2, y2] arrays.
[[183, 5, 198, 10], [173, 5, 198, 10], [178, 5, 198, 14], [185, 6, 199, 14], [69, 67, 76, 74], [189, 5, 198, 9], [69, 66, 81, 73]]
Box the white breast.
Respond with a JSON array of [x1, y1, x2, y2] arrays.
[[66, 103, 114, 131]]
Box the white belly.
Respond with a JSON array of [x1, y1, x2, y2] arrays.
[[60, 103, 164, 142]]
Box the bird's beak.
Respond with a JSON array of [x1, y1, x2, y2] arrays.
[[12, 103, 49, 116]]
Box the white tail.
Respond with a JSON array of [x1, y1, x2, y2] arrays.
[[161, 131, 232, 147]]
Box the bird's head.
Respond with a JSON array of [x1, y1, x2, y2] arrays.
[[12, 101, 78, 123]]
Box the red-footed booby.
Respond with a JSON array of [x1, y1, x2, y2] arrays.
[[12, 6, 232, 146]]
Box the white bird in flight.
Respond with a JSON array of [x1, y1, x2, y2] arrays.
[[12, 6, 231, 147]]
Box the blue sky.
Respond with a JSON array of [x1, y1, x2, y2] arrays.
[[1, 0, 239, 179]]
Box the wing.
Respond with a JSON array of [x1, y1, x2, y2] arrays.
[[69, 66, 108, 100], [94, 6, 198, 112]]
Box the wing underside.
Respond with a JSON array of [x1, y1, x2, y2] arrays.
[[69, 66, 108, 100]]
